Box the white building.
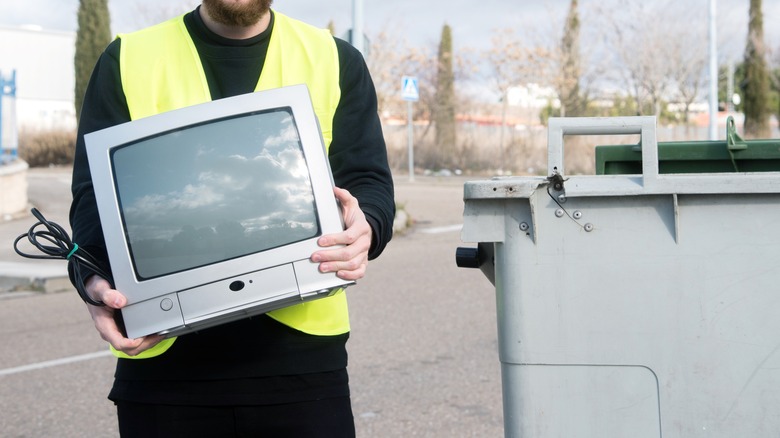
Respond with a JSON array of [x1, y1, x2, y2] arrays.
[[507, 84, 559, 109], [0, 25, 77, 136]]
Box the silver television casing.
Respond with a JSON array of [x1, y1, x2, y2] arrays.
[[85, 84, 354, 339]]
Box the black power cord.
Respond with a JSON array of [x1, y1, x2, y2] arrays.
[[13, 208, 109, 307]]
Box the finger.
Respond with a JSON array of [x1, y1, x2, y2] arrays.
[[85, 275, 127, 309], [119, 334, 166, 357], [319, 259, 366, 280], [334, 186, 358, 207], [335, 260, 367, 281], [333, 186, 362, 224], [318, 250, 367, 272], [317, 223, 368, 248]]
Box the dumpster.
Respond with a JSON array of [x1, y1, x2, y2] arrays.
[[457, 116, 780, 437]]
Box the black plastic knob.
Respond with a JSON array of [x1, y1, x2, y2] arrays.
[[455, 246, 481, 269]]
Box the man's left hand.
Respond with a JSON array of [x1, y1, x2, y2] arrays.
[[311, 187, 372, 281]]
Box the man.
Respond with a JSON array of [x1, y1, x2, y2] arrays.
[[69, 0, 395, 436]]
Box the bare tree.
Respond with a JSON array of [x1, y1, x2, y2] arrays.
[[519, 1, 607, 119], [594, 1, 694, 117], [366, 29, 419, 119], [130, 1, 199, 30], [484, 28, 549, 110], [667, 15, 708, 123], [482, 28, 549, 171]]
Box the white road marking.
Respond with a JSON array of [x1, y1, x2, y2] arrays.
[[0, 350, 113, 377], [419, 224, 463, 234]]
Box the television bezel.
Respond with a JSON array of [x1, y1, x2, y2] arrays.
[[84, 84, 348, 332]]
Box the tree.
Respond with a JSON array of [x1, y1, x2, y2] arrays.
[[365, 29, 419, 118], [668, 23, 708, 123], [481, 28, 548, 172], [484, 29, 547, 109], [74, 0, 111, 121], [434, 24, 456, 169], [723, 62, 746, 113], [771, 57, 780, 125], [557, 0, 583, 117], [596, 1, 691, 117], [773, 46, 780, 121], [130, 1, 195, 29], [742, 0, 771, 138]]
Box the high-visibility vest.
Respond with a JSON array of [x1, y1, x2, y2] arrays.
[[111, 11, 348, 359]]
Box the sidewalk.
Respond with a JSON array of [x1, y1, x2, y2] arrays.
[[0, 166, 73, 294]]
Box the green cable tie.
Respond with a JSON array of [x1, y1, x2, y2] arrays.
[[67, 243, 79, 260]]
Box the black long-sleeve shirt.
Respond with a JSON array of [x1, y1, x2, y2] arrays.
[[69, 9, 394, 405]]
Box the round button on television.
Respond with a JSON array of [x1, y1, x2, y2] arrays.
[[160, 298, 174, 311]]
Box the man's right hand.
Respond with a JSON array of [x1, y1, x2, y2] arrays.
[[84, 275, 165, 356]]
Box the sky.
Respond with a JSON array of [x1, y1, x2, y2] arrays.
[[2, 0, 780, 61], [2, 0, 780, 109]]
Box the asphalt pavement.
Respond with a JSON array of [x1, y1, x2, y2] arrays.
[[0, 167, 504, 437]]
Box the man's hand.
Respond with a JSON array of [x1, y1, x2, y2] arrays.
[[84, 275, 164, 356], [311, 187, 372, 281]]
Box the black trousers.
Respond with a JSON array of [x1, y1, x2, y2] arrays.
[[116, 396, 356, 438]]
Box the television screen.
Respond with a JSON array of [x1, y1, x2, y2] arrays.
[[113, 108, 320, 280], [85, 85, 353, 338]]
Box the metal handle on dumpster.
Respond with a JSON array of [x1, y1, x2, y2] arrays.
[[547, 116, 658, 189]]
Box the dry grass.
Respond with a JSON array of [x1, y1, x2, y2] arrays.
[[383, 122, 746, 177], [14, 121, 751, 175], [18, 128, 76, 167]]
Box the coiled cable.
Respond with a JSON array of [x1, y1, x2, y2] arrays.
[[13, 208, 108, 307]]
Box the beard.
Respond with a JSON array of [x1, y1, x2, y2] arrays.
[[201, 0, 273, 27]]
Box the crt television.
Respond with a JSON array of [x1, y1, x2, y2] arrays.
[[85, 84, 353, 339]]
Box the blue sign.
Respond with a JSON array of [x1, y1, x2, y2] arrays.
[[0, 69, 18, 159], [401, 76, 419, 102]]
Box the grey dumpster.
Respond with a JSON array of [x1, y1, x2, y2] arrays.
[[458, 116, 780, 437]]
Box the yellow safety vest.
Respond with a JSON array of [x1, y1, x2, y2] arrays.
[[112, 11, 349, 359]]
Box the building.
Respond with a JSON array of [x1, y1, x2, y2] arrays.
[[0, 25, 77, 137]]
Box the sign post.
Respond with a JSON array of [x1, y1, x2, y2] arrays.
[[0, 69, 18, 163], [401, 75, 419, 182]]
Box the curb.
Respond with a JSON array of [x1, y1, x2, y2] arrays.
[[393, 208, 411, 234], [0, 262, 71, 294]]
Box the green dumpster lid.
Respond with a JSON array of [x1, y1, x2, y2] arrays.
[[596, 117, 780, 175]]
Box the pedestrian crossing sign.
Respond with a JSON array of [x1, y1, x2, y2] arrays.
[[401, 76, 419, 102]]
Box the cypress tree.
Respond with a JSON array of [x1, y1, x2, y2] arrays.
[[434, 24, 456, 169], [742, 0, 770, 138], [559, 0, 583, 117], [74, 0, 111, 122]]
